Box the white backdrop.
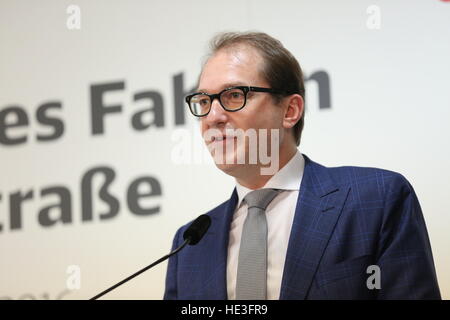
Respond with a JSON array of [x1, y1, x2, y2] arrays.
[[1, 0, 449, 299]]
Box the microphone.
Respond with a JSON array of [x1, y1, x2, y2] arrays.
[[90, 214, 211, 300]]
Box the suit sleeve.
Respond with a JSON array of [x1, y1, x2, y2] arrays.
[[376, 173, 441, 299], [163, 228, 182, 300]]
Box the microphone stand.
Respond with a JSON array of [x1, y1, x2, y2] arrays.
[[90, 238, 190, 300]]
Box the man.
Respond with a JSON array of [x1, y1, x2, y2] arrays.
[[164, 32, 441, 299]]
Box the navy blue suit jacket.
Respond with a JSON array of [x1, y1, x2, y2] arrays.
[[164, 154, 441, 299]]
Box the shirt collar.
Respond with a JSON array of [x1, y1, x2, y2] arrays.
[[235, 150, 305, 208]]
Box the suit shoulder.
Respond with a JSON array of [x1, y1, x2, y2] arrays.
[[177, 198, 230, 232], [325, 163, 412, 190], [318, 162, 419, 222], [203, 198, 231, 218]]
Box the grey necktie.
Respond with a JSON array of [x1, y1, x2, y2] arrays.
[[235, 188, 281, 300]]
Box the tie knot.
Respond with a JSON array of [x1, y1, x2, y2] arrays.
[[244, 188, 281, 210]]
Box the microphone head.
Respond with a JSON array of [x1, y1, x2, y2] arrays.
[[183, 214, 211, 245]]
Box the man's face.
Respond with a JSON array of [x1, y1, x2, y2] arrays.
[[198, 46, 288, 177]]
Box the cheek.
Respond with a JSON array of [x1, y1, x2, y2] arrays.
[[242, 106, 282, 131], [200, 120, 208, 135], [266, 104, 285, 128]]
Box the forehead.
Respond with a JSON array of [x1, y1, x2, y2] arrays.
[[198, 46, 265, 92]]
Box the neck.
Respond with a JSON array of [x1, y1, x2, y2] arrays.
[[235, 144, 298, 190]]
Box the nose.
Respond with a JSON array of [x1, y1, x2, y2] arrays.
[[203, 97, 228, 128]]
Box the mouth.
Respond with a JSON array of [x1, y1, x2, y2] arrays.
[[208, 135, 236, 144]]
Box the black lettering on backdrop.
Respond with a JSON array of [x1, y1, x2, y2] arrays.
[[0, 106, 29, 145], [306, 70, 331, 110], [127, 176, 161, 216], [39, 186, 72, 227], [0, 102, 64, 146], [132, 91, 164, 130], [81, 166, 120, 222], [36, 101, 64, 141], [90, 81, 125, 135], [10, 189, 33, 230], [173, 73, 196, 126], [0, 166, 162, 233], [0, 289, 71, 300]]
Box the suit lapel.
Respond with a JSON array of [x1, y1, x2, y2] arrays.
[[279, 154, 350, 300], [203, 188, 238, 299]]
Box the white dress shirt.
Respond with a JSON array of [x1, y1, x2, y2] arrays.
[[227, 151, 305, 300]]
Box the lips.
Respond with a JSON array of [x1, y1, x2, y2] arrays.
[[203, 129, 238, 145], [210, 135, 235, 143]]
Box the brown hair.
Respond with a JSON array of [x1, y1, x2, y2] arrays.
[[205, 31, 305, 146]]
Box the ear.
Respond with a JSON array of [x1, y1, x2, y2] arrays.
[[282, 94, 304, 130]]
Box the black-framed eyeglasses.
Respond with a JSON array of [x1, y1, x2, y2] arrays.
[[185, 86, 289, 117]]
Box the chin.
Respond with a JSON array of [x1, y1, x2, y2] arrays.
[[208, 142, 249, 176], [214, 162, 242, 177]]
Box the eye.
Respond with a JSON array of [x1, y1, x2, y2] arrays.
[[225, 89, 244, 100], [231, 92, 243, 99], [191, 94, 210, 107], [199, 98, 210, 106]]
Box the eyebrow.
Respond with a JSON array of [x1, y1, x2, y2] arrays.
[[197, 82, 248, 93]]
